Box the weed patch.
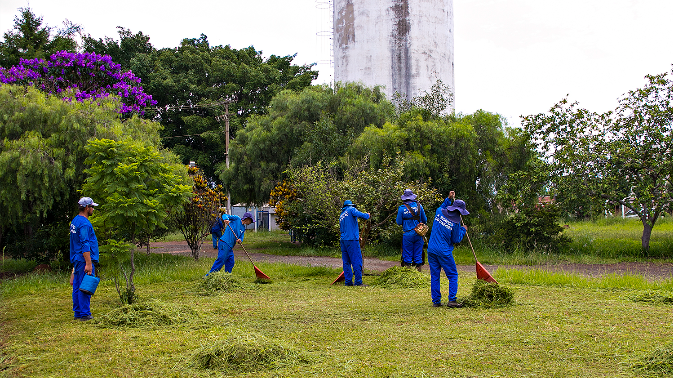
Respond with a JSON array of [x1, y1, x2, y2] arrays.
[[188, 332, 311, 373], [374, 266, 429, 288], [197, 271, 249, 295], [96, 299, 198, 328], [628, 290, 673, 305], [461, 280, 514, 308], [631, 342, 673, 377]]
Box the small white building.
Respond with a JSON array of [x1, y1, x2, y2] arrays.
[[231, 204, 280, 231]]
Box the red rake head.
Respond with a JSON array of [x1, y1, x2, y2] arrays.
[[331, 271, 345, 285], [254, 266, 271, 280], [476, 261, 498, 284]]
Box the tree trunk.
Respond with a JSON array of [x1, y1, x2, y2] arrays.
[[641, 221, 653, 252]]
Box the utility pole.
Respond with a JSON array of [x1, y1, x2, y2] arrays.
[[216, 98, 235, 215]]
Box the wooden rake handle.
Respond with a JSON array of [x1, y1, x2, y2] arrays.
[[460, 214, 478, 263]]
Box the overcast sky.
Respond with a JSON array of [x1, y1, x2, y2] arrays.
[[2, 0, 673, 127]]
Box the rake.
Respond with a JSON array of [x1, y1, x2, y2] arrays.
[[226, 223, 271, 280], [460, 215, 497, 284]]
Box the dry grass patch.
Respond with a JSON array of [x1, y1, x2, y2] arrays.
[[96, 299, 199, 328], [188, 332, 312, 374], [461, 280, 514, 308], [374, 266, 429, 288]]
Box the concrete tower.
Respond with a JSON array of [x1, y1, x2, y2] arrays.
[[333, 0, 454, 111]]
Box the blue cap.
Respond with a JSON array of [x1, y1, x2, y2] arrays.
[[78, 197, 99, 207], [242, 212, 254, 222]]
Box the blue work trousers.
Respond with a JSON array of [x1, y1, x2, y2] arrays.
[[208, 240, 235, 274], [428, 251, 458, 304], [340, 240, 363, 286], [72, 261, 96, 318], [402, 231, 424, 265], [211, 231, 222, 249]]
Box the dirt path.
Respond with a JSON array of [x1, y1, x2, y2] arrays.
[[149, 241, 673, 281]]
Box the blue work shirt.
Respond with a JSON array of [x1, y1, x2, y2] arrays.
[[339, 206, 370, 241], [69, 215, 99, 264], [396, 201, 427, 232], [427, 207, 466, 256], [219, 214, 246, 249]]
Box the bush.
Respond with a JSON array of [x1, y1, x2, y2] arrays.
[[497, 204, 570, 253]]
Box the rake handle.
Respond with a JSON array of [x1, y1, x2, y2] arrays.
[[460, 214, 479, 263], [226, 222, 256, 266]]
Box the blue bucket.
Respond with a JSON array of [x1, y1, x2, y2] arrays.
[[79, 274, 100, 295]]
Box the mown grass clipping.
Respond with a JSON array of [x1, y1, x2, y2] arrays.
[[198, 271, 248, 295], [628, 290, 673, 305], [631, 342, 673, 377], [461, 280, 514, 308], [188, 332, 312, 374], [374, 266, 429, 288], [96, 299, 198, 328]]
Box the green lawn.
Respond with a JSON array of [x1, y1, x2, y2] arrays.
[[1, 252, 672, 377]]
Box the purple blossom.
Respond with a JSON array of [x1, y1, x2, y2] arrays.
[[0, 51, 156, 114]]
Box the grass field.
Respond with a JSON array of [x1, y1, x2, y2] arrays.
[[1, 250, 673, 377], [2, 218, 673, 377]]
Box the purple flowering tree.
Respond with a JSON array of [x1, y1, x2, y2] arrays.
[[0, 51, 155, 114]]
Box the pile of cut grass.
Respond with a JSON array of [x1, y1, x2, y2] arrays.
[[188, 332, 311, 373], [198, 271, 248, 295], [374, 266, 429, 288], [461, 280, 514, 308], [96, 299, 198, 328], [628, 290, 673, 305], [631, 342, 673, 377]]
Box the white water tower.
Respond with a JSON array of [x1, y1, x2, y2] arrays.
[[333, 0, 454, 111]]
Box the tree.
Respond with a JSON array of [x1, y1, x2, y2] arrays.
[[84, 33, 319, 183], [392, 79, 454, 118], [0, 84, 161, 261], [169, 165, 227, 260], [0, 7, 80, 68], [0, 51, 156, 114], [272, 158, 441, 247], [523, 68, 673, 252], [224, 83, 395, 205], [82, 138, 192, 304]]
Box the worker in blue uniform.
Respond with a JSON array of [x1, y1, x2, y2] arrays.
[[208, 212, 254, 274], [211, 210, 224, 249], [396, 189, 427, 269], [427, 198, 468, 308], [69, 197, 100, 321], [339, 200, 370, 286]]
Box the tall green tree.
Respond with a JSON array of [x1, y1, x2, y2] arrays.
[[83, 32, 318, 183], [224, 83, 395, 205], [523, 68, 673, 252], [0, 84, 159, 261], [274, 158, 441, 247], [0, 7, 80, 67]]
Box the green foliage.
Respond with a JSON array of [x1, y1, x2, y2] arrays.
[[0, 7, 80, 67], [83, 138, 192, 243], [87, 33, 319, 184], [224, 83, 395, 205], [392, 79, 454, 118], [168, 166, 226, 260], [461, 280, 514, 308], [497, 204, 571, 253], [374, 266, 429, 288], [277, 158, 441, 246], [0, 84, 161, 261], [523, 68, 673, 251]]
